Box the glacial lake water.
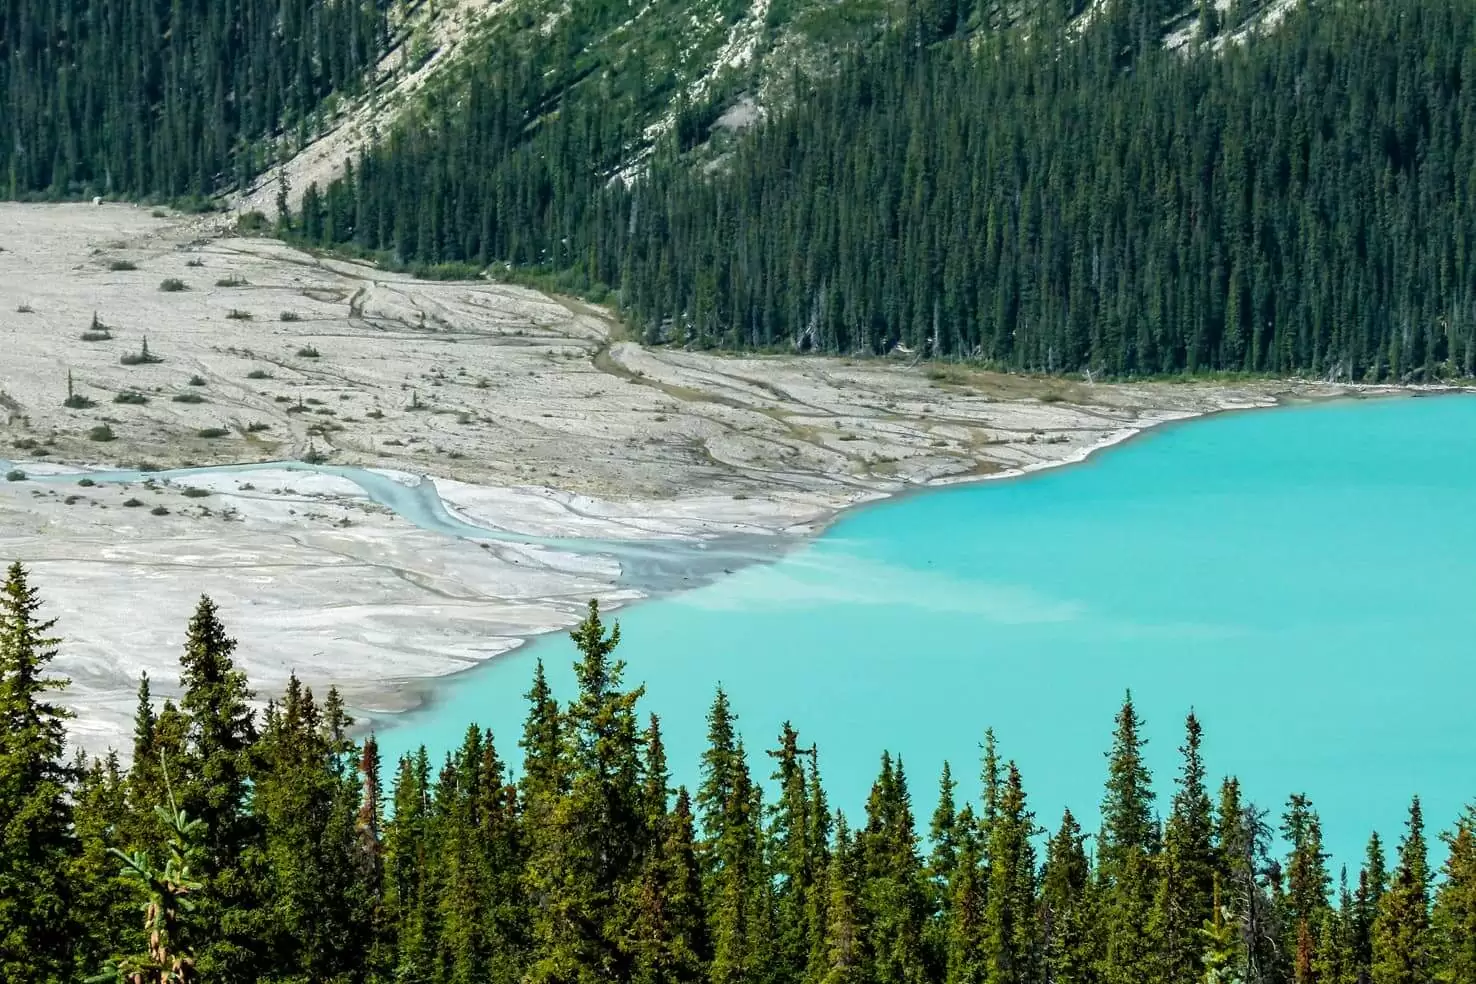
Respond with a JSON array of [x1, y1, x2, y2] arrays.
[[375, 394, 1476, 869]]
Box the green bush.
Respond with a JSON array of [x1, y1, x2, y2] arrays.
[[197, 427, 229, 439], [80, 330, 113, 341], [158, 278, 187, 292], [87, 424, 116, 442], [245, 369, 272, 379], [280, 311, 302, 322], [122, 498, 144, 508], [172, 392, 206, 403], [150, 505, 170, 516], [181, 487, 211, 498], [226, 309, 253, 320], [113, 391, 148, 405], [5, 469, 26, 482], [296, 345, 320, 358], [246, 421, 270, 433], [216, 275, 247, 287], [108, 259, 138, 272]]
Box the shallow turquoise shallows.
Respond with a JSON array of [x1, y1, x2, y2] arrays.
[[377, 395, 1476, 869]]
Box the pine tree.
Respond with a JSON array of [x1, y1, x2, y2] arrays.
[[1098, 692, 1157, 984], [1432, 807, 1476, 984], [174, 596, 262, 983], [1281, 794, 1331, 983], [1372, 797, 1432, 984], [0, 562, 78, 982], [983, 762, 1037, 984], [1152, 712, 1217, 984], [770, 723, 823, 983], [1353, 832, 1388, 977], [859, 753, 928, 984], [821, 816, 867, 984], [1040, 809, 1095, 984]]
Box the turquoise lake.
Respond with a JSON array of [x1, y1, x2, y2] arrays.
[[378, 395, 1476, 869]]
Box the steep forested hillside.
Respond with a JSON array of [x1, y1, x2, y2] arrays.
[[3, 562, 1475, 983], [0, 0, 391, 201]]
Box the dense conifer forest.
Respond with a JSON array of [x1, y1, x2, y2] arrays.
[[285, 0, 1476, 380], [1, 560, 1472, 983], [0, 0, 390, 201]]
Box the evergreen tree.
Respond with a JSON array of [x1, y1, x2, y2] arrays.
[[1281, 794, 1331, 983], [1371, 798, 1432, 984], [1152, 712, 1217, 984], [1098, 692, 1157, 984], [0, 562, 77, 982], [983, 762, 1037, 984], [1040, 809, 1095, 984], [1432, 807, 1476, 984]]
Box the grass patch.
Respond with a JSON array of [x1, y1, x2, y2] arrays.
[[158, 278, 188, 292], [112, 391, 148, 405], [296, 346, 320, 358], [108, 259, 138, 272], [171, 392, 207, 404], [226, 309, 253, 321], [197, 427, 230, 439], [245, 369, 272, 380], [87, 424, 116, 442]]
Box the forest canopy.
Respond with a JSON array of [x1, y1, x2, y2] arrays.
[[0, 561, 1472, 983]]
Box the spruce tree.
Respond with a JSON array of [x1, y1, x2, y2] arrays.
[[1281, 794, 1331, 983], [1371, 798, 1432, 984], [1097, 693, 1157, 984], [1151, 712, 1217, 984], [1040, 809, 1095, 984], [1432, 807, 1476, 984], [0, 562, 78, 982], [983, 762, 1037, 984]]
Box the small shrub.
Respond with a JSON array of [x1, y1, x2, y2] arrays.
[[216, 275, 247, 287], [245, 369, 272, 380], [16, 303, 33, 314], [273, 395, 293, 403], [296, 346, 320, 358], [108, 259, 138, 272], [77, 478, 96, 487], [64, 393, 96, 409], [366, 408, 384, 419], [113, 391, 148, 405], [122, 498, 144, 508], [187, 375, 207, 386], [182, 487, 211, 498], [197, 427, 229, 439], [64, 495, 81, 505], [151, 505, 170, 516], [305, 398, 325, 406], [120, 338, 163, 365], [226, 309, 253, 320], [302, 448, 328, 465], [80, 330, 113, 342], [158, 278, 187, 292], [88, 424, 116, 442], [279, 311, 302, 322], [245, 421, 270, 433], [171, 392, 206, 404], [10, 438, 39, 450], [5, 469, 25, 482], [186, 258, 205, 268], [236, 211, 270, 235]]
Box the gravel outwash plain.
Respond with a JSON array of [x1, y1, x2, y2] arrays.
[[0, 204, 1349, 753]]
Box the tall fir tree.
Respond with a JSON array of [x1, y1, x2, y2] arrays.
[[1371, 797, 1432, 984], [0, 562, 78, 982]]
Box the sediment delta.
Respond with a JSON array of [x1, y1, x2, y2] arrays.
[[0, 203, 1353, 753]]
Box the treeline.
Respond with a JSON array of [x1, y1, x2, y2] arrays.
[[1, 561, 1474, 983], [293, 0, 1476, 380], [0, 0, 391, 201]]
